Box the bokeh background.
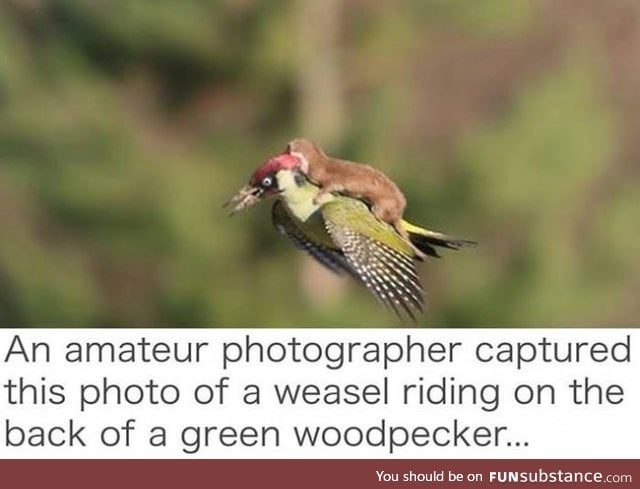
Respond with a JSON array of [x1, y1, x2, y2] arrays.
[[1, 0, 639, 327]]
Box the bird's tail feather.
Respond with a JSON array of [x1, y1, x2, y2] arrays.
[[401, 220, 477, 259]]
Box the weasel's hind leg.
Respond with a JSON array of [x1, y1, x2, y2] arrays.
[[371, 200, 402, 227], [372, 203, 409, 239], [372, 202, 426, 259]]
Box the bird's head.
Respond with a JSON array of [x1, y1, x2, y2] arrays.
[[225, 153, 304, 213]]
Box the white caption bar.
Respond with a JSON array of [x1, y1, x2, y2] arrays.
[[0, 329, 637, 459]]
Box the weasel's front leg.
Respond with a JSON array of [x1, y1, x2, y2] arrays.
[[312, 183, 343, 204]]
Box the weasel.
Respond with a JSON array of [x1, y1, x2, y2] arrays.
[[286, 138, 408, 237]]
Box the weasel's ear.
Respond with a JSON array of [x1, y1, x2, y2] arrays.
[[290, 151, 310, 174], [299, 154, 310, 173]]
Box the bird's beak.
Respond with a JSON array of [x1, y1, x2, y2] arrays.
[[223, 184, 263, 214]]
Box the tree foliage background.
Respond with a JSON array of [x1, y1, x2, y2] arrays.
[[1, 0, 638, 327]]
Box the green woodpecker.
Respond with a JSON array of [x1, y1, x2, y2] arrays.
[[227, 154, 476, 319]]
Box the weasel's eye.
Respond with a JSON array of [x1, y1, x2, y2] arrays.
[[293, 170, 306, 187], [261, 176, 273, 188]]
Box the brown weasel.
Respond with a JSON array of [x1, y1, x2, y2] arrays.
[[286, 138, 408, 237]]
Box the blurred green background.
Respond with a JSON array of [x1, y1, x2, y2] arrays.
[[1, 0, 638, 327]]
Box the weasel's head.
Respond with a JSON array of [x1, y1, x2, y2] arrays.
[[285, 138, 327, 173]]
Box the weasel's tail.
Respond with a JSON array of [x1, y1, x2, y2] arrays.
[[401, 220, 477, 259]]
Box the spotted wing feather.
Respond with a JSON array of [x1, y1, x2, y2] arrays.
[[324, 219, 425, 320]]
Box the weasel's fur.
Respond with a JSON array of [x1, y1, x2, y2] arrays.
[[286, 138, 408, 238]]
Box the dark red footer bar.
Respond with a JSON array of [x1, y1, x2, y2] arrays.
[[0, 460, 636, 489]]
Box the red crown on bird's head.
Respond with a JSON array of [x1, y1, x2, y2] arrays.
[[249, 153, 301, 185]]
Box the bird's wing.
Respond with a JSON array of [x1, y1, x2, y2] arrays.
[[322, 199, 425, 320], [271, 200, 355, 277]]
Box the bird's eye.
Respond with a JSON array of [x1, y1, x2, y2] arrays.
[[261, 176, 273, 188]]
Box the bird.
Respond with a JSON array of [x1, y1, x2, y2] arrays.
[[226, 151, 476, 320]]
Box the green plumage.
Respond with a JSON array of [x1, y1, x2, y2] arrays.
[[274, 170, 415, 254], [271, 169, 475, 319], [273, 170, 424, 319]]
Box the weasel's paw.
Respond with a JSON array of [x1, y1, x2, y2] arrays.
[[312, 190, 326, 205]]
